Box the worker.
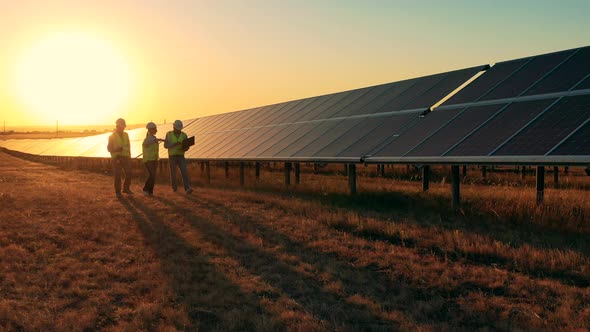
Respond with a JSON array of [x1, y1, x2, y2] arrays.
[[142, 122, 165, 196], [164, 120, 193, 194], [107, 118, 133, 198]]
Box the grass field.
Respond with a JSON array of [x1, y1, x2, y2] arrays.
[[1, 151, 589, 330]]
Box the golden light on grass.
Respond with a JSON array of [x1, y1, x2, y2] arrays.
[[12, 31, 133, 125]]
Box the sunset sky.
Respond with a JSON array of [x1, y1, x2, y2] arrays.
[[1, 0, 589, 127]]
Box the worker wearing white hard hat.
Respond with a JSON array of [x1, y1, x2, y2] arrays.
[[164, 119, 193, 193], [142, 122, 165, 196], [107, 118, 133, 197]]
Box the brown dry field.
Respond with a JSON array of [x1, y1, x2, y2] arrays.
[[1, 151, 590, 331]]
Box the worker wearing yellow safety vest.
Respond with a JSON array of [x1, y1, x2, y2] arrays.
[[164, 120, 193, 194], [142, 122, 165, 196], [107, 118, 133, 198]]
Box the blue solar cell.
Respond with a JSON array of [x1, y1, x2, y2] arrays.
[[293, 119, 362, 157], [338, 113, 421, 157], [447, 99, 557, 156], [550, 120, 590, 155], [524, 46, 590, 95], [402, 66, 484, 109], [493, 94, 590, 155], [443, 58, 529, 105], [407, 103, 506, 156], [371, 108, 464, 157], [480, 49, 574, 101], [574, 75, 590, 90]]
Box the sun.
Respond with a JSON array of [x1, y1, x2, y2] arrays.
[[13, 31, 133, 125]]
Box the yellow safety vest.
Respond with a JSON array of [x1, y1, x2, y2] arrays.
[[166, 131, 187, 156], [109, 132, 130, 158], [142, 134, 159, 162]]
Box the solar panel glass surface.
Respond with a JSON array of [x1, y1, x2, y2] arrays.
[[549, 120, 590, 155], [493, 94, 590, 155], [402, 66, 484, 109], [524, 46, 590, 95], [479, 49, 574, 101], [292, 118, 363, 157], [337, 113, 419, 157], [407, 103, 506, 156], [443, 58, 529, 105], [447, 99, 557, 156], [371, 108, 463, 157]]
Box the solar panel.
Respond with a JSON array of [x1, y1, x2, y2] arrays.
[[447, 98, 558, 156], [493, 94, 590, 155], [314, 117, 385, 157], [523, 46, 590, 95], [370, 108, 464, 157], [273, 121, 342, 158], [443, 58, 529, 105], [402, 66, 486, 109], [407, 103, 507, 157], [327, 83, 395, 119], [292, 118, 363, 157], [337, 112, 420, 157], [574, 75, 590, 90], [549, 120, 590, 155], [252, 99, 309, 128], [479, 48, 574, 101]]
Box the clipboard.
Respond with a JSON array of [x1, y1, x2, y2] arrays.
[[182, 136, 195, 150]]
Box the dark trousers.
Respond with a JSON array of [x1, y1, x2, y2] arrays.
[[143, 160, 158, 194], [112, 156, 131, 193]]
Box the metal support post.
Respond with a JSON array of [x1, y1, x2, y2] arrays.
[[294, 162, 300, 184], [239, 162, 245, 187], [536, 166, 545, 205], [451, 165, 460, 211], [285, 162, 292, 186], [348, 164, 356, 195], [422, 165, 430, 192]]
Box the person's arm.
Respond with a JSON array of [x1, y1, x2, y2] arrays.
[[142, 135, 157, 147], [125, 133, 131, 150], [107, 135, 117, 152], [163, 132, 174, 149]]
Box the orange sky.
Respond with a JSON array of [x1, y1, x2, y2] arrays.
[[1, 1, 590, 127]]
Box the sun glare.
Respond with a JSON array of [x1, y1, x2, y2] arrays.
[[13, 32, 133, 125]]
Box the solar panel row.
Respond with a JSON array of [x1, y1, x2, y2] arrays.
[[1, 46, 589, 166]]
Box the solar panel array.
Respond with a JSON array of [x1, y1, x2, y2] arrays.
[[1, 45, 589, 166]]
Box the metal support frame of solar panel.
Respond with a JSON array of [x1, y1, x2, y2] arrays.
[[182, 65, 487, 163], [364, 45, 590, 166]]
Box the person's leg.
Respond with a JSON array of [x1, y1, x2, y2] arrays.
[[178, 156, 192, 192], [143, 162, 151, 193], [112, 158, 122, 195], [146, 161, 157, 194], [121, 157, 132, 193], [169, 156, 178, 192]]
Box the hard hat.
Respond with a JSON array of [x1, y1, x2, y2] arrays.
[[115, 118, 126, 126], [146, 122, 157, 129], [173, 120, 183, 130]]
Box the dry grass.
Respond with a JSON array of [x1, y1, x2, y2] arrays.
[[1, 152, 590, 330]]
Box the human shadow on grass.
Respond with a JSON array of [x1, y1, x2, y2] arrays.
[[244, 186, 590, 260], [153, 195, 402, 331], [119, 197, 283, 331], [222, 188, 590, 288], [167, 194, 519, 330]]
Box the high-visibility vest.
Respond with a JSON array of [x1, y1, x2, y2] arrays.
[[166, 131, 187, 156], [142, 134, 159, 162], [109, 132, 130, 158]]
